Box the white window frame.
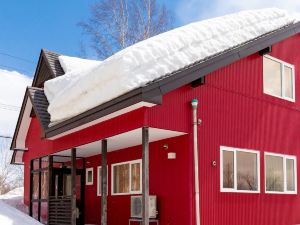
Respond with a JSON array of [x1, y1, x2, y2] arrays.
[[97, 166, 109, 196], [111, 159, 142, 196], [220, 146, 260, 193], [86, 168, 94, 185], [264, 152, 297, 194], [263, 55, 295, 102]]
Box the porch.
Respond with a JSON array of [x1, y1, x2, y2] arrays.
[[29, 127, 186, 225]]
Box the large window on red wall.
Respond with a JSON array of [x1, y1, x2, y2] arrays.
[[220, 146, 260, 193], [265, 152, 297, 194], [111, 159, 142, 195]]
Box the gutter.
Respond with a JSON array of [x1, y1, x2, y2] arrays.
[[191, 99, 200, 225]]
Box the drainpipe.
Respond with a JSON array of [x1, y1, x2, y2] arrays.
[[191, 99, 200, 225]]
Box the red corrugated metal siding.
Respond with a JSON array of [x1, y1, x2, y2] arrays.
[[83, 135, 191, 225], [23, 33, 300, 225], [147, 34, 300, 225]]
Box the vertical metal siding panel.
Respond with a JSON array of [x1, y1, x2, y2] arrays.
[[147, 34, 300, 225]]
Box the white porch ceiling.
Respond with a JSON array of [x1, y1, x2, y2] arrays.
[[54, 127, 186, 158]]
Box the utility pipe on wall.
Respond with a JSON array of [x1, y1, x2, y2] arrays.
[[191, 99, 200, 225]]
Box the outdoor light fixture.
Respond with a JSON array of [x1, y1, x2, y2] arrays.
[[168, 152, 176, 159], [212, 160, 217, 167]]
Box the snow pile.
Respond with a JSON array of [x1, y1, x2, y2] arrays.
[[0, 188, 42, 225], [44, 8, 298, 123], [0, 187, 27, 214], [59, 55, 101, 73], [0, 201, 42, 225], [45, 56, 102, 103]]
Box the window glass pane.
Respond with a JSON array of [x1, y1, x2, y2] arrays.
[[33, 159, 40, 170], [98, 167, 102, 195], [284, 66, 293, 99], [286, 159, 295, 191], [222, 151, 234, 189], [131, 163, 141, 192], [113, 164, 129, 193], [265, 155, 284, 192], [32, 173, 39, 199], [41, 202, 48, 225], [87, 170, 93, 183], [237, 151, 258, 191], [41, 157, 49, 169], [32, 202, 39, 220], [64, 175, 71, 196], [41, 171, 48, 199], [263, 57, 282, 97]]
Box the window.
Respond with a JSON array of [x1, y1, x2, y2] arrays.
[[97, 166, 108, 196], [86, 168, 93, 185], [112, 159, 142, 195], [220, 146, 260, 193], [265, 153, 297, 194], [263, 55, 295, 101]]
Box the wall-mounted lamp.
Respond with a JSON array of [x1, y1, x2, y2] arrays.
[[168, 152, 176, 159], [163, 144, 169, 150]]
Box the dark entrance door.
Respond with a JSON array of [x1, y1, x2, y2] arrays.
[[51, 168, 85, 225]]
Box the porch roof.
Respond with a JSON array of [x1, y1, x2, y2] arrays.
[[53, 127, 186, 158]]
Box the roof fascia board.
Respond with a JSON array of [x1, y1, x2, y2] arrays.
[[31, 50, 44, 87], [10, 89, 30, 150], [143, 23, 300, 95], [45, 87, 162, 138]]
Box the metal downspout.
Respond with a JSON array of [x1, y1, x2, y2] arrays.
[[191, 99, 200, 225]]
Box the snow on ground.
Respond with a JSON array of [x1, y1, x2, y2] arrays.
[[0, 69, 31, 137], [44, 8, 298, 124], [0, 187, 27, 214], [0, 188, 42, 225]]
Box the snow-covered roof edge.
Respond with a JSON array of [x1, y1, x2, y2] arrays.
[[11, 9, 300, 143], [44, 20, 300, 138]]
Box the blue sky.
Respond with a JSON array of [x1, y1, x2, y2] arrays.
[[1, 0, 300, 77]]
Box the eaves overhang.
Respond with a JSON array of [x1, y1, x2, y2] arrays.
[[11, 22, 300, 147]]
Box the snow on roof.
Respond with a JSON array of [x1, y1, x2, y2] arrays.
[[59, 55, 101, 73], [44, 8, 298, 124]]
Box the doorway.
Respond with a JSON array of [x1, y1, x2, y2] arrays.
[[51, 167, 85, 225]]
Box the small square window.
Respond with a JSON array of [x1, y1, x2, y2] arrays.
[[263, 55, 295, 101], [86, 168, 93, 185]]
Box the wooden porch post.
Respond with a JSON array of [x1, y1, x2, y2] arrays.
[[38, 158, 42, 222], [29, 160, 33, 217], [71, 148, 77, 225], [101, 139, 108, 225], [142, 127, 149, 225], [47, 155, 53, 225]]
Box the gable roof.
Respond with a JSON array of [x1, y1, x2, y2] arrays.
[[31, 49, 64, 88], [10, 20, 300, 162]]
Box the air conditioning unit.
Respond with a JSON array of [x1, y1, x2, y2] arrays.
[[131, 196, 157, 219]]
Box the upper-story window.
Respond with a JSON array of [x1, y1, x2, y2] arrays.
[[263, 55, 295, 101]]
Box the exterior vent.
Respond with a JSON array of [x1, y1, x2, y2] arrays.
[[130, 196, 157, 218]]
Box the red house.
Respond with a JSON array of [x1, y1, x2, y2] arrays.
[[10, 9, 300, 225]]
